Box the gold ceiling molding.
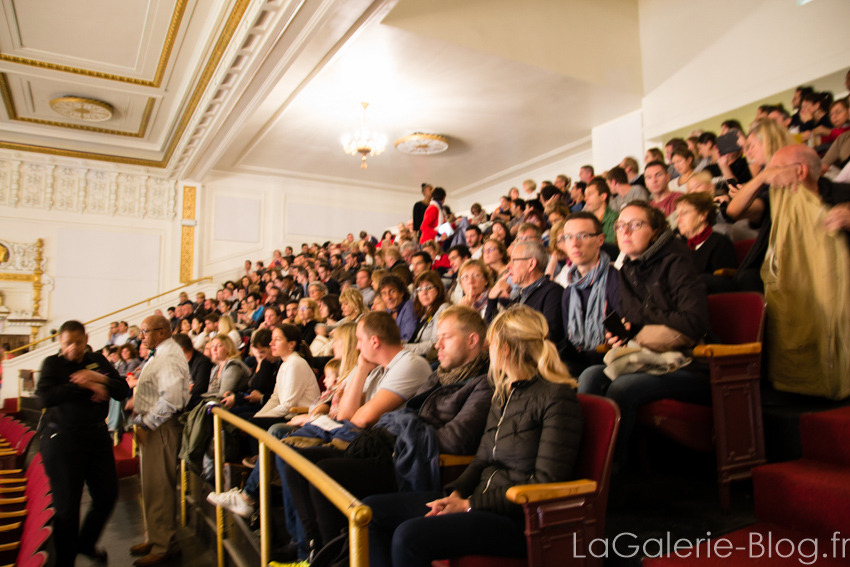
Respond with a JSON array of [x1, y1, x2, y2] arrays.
[[0, 0, 188, 88], [0, 0, 253, 168], [0, 74, 156, 137]]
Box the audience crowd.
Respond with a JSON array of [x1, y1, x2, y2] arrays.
[[90, 80, 850, 566]]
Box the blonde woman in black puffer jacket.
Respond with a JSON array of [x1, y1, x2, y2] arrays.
[[363, 305, 584, 567]]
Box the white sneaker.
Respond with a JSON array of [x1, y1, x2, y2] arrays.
[[206, 488, 256, 518]]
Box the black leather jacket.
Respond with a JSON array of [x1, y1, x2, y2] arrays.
[[445, 377, 583, 519]]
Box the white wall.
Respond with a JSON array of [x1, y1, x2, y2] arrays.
[[454, 147, 594, 213], [0, 204, 179, 338], [199, 171, 414, 278], [639, 0, 850, 139], [591, 109, 644, 173]]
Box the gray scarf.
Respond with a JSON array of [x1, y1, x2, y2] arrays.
[[567, 252, 611, 350]]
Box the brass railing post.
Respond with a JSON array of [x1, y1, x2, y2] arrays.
[[180, 460, 188, 528], [258, 442, 271, 567], [212, 413, 225, 567], [349, 504, 372, 567], [207, 407, 371, 566]]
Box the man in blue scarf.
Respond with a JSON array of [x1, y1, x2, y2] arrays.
[[559, 212, 620, 374]]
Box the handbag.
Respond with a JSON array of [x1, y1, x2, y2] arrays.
[[634, 324, 694, 353]]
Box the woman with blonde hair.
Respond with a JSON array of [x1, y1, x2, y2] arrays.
[[218, 314, 241, 347], [723, 119, 795, 291], [205, 335, 251, 406], [338, 288, 367, 325], [295, 297, 320, 346], [289, 321, 358, 426], [364, 305, 583, 567]]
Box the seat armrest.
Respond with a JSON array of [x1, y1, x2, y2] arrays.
[[0, 511, 25, 520], [713, 268, 737, 278], [0, 480, 25, 486], [0, 523, 20, 534], [694, 343, 762, 358], [595, 344, 612, 355], [288, 407, 309, 415], [0, 471, 22, 477], [439, 454, 475, 467], [506, 479, 597, 504]]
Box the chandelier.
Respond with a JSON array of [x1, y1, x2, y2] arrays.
[[341, 102, 386, 169]]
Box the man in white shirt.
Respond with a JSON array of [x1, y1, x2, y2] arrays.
[[338, 311, 432, 427], [130, 315, 190, 566]]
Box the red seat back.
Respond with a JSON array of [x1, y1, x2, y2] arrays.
[[707, 292, 766, 346], [733, 238, 756, 267]]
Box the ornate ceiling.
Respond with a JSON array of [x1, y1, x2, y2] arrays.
[[0, 0, 647, 192]]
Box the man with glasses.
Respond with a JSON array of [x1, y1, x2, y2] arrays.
[[487, 240, 564, 344], [129, 315, 191, 566], [558, 212, 620, 373]]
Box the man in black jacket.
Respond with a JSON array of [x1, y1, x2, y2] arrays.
[[173, 333, 213, 411], [487, 240, 565, 344], [37, 320, 130, 567]]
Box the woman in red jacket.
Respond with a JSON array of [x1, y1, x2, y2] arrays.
[[419, 187, 447, 244]]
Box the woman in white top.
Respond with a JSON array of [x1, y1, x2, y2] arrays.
[[252, 324, 320, 427]]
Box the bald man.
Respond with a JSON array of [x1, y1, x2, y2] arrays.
[[129, 315, 191, 566], [725, 144, 850, 292]]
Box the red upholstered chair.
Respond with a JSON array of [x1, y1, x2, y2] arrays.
[[448, 394, 620, 567], [712, 238, 756, 278], [637, 292, 767, 510], [733, 238, 756, 267]]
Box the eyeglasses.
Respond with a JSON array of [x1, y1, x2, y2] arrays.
[[416, 285, 436, 293], [613, 220, 648, 233], [459, 274, 484, 282], [483, 247, 499, 253], [509, 257, 533, 263], [139, 328, 167, 335], [298, 307, 312, 312], [558, 232, 600, 243]]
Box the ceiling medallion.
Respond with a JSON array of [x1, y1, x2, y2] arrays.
[[394, 133, 449, 155], [341, 102, 387, 169], [49, 96, 114, 122]]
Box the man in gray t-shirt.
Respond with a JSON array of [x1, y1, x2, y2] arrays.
[[337, 311, 432, 428]]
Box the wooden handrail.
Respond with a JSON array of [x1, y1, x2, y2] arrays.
[[208, 406, 370, 567], [8, 277, 213, 355]]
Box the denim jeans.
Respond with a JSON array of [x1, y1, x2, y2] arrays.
[[241, 423, 308, 560], [577, 363, 710, 459]]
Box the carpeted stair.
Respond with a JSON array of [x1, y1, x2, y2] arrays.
[[113, 431, 139, 478], [644, 406, 850, 566]]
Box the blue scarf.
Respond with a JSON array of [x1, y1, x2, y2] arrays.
[[566, 252, 610, 350]]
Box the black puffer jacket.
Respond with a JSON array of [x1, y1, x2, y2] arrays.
[[444, 377, 583, 519], [618, 230, 710, 343]]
